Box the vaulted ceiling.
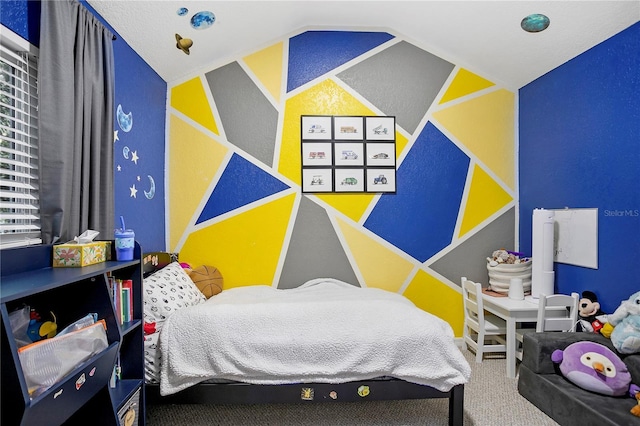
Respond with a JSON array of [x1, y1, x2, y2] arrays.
[[87, 1, 639, 89]]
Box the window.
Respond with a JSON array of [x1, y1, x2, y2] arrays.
[[0, 26, 40, 248]]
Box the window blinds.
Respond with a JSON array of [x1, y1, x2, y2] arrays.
[[0, 37, 41, 248]]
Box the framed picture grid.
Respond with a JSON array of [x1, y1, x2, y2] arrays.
[[301, 115, 396, 193]]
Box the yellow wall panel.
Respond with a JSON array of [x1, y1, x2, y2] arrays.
[[337, 218, 414, 292], [460, 165, 513, 236], [403, 270, 464, 336], [280, 79, 376, 185], [170, 77, 219, 135], [439, 68, 495, 104], [179, 193, 296, 289], [168, 115, 228, 250], [243, 42, 284, 103], [281, 79, 406, 221], [432, 89, 515, 190]]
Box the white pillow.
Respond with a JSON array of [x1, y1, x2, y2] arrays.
[[143, 261, 206, 326]]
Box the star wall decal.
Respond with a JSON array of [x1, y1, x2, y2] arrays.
[[131, 150, 139, 164], [117, 165, 121, 171], [130, 184, 138, 198], [114, 130, 119, 143]]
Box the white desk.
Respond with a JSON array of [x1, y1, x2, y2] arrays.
[[481, 294, 563, 378]]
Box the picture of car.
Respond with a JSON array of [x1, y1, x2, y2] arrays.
[[341, 177, 358, 185], [373, 174, 388, 184], [340, 126, 357, 133], [310, 175, 324, 185], [372, 125, 388, 135], [372, 153, 389, 159], [308, 151, 326, 159], [308, 124, 326, 133], [341, 150, 358, 160]]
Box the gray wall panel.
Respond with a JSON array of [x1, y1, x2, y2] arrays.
[[337, 41, 454, 133], [205, 62, 277, 166], [278, 196, 359, 289], [430, 208, 516, 288]]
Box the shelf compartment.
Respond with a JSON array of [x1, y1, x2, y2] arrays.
[[18, 342, 119, 426], [110, 378, 143, 412]]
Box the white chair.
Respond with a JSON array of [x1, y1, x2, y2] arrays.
[[515, 292, 580, 361], [461, 277, 507, 363], [535, 292, 580, 332]]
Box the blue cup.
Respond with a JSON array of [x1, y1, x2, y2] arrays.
[[114, 228, 135, 261]]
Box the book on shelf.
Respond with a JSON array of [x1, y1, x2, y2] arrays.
[[107, 276, 134, 325]]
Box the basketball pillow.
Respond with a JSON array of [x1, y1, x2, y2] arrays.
[[189, 265, 223, 298]]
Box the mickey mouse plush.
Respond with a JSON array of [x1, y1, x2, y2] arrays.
[[578, 290, 607, 333]]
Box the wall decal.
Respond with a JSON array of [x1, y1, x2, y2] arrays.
[[175, 33, 193, 55], [191, 11, 215, 30], [117, 104, 133, 132]]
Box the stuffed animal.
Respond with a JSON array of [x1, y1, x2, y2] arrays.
[[551, 341, 638, 397], [608, 291, 640, 354], [632, 391, 640, 417], [577, 291, 607, 333]]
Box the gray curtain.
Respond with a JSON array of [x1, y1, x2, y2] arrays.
[[38, 0, 115, 244]]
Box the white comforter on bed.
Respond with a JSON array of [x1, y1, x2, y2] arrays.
[[159, 278, 471, 396]]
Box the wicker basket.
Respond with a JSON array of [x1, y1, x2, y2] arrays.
[[486, 259, 532, 294]]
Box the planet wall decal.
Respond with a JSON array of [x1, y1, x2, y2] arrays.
[[521, 14, 550, 33], [177, 7, 188, 16], [122, 145, 130, 159], [191, 11, 215, 30], [117, 104, 133, 132]]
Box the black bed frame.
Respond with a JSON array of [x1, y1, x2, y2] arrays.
[[145, 379, 464, 425], [142, 254, 464, 425]]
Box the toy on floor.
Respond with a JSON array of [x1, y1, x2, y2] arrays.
[[551, 340, 638, 397], [26, 309, 57, 342], [608, 291, 640, 354], [577, 290, 607, 333], [632, 391, 640, 417]]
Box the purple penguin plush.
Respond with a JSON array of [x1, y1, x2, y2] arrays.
[[551, 341, 633, 396]]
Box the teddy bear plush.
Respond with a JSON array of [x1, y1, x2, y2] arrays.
[[608, 291, 640, 354], [577, 290, 607, 333]]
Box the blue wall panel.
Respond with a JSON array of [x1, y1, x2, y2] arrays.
[[80, 1, 168, 252], [287, 31, 394, 92], [365, 122, 469, 262], [0, 0, 40, 45], [519, 22, 640, 313], [197, 153, 290, 223]]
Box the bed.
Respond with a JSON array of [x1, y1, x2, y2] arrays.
[[141, 256, 470, 425]]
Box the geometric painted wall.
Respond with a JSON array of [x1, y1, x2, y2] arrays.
[[167, 30, 517, 336]]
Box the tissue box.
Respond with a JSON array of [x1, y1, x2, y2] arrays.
[[53, 241, 111, 267]]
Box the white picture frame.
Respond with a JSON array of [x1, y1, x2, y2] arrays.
[[366, 168, 396, 192], [365, 116, 395, 140], [334, 142, 364, 166], [302, 168, 333, 192], [334, 168, 365, 192], [333, 116, 364, 140], [301, 142, 333, 166], [366, 143, 396, 166], [301, 116, 332, 140]]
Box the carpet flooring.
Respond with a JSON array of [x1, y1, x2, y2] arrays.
[[145, 349, 559, 425]]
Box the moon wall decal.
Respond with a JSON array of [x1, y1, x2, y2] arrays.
[[117, 104, 133, 132], [144, 175, 156, 199]]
